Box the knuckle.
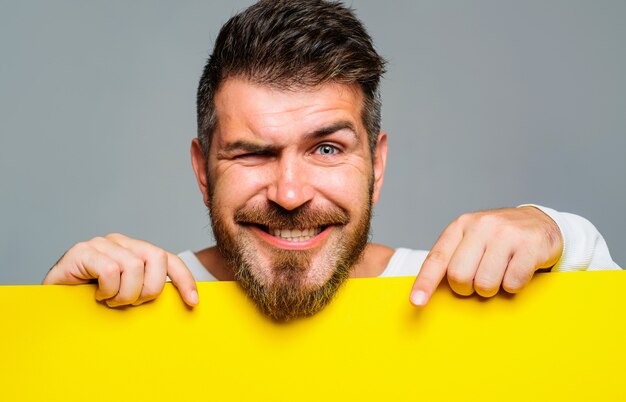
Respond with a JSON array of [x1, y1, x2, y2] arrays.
[[109, 291, 137, 306], [476, 288, 498, 298], [132, 297, 152, 307], [105, 232, 125, 241], [105, 299, 124, 308], [151, 248, 168, 263], [100, 261, 121, 277], [502, 279, 524, 293], [476, 213, 499, 229], [454, 213, 473, 227], [448, 280, 474, 296], [502, 271, 528, 293], [447, 268, 472, 287], [498, 223, 517, 237], [141, 286, 163, 301], [474, 278, 499, 297], [426, 250, 447, 265], [474, 276, 497, 291], [126, 256, 145, 272], [88, 236, 107, 244], [495, 226, 523, 245], [169, 252, 185, 267], [72, 241, 91, 253]]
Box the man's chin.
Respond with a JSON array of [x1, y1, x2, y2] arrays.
[[234, 258, 352, 322], [210, 196, 374, 321]]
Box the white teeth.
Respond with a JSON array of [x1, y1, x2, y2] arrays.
[[269, 227, 322, 242]]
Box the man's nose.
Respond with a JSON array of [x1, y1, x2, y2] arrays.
[[266, 157, 314, 211]]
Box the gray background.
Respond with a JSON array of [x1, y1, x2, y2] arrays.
[[1, 0, 624, 285]]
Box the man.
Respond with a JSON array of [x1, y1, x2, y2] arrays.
[[43, 0, 620, 320]]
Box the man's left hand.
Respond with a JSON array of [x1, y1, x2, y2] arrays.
[[410, 206, 563, 306]]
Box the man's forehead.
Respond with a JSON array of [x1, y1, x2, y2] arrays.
[[212, 78, 367, 142]]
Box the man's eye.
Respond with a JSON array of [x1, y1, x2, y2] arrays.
[[316, 144, 339, 156], [236, 152, 264, 159]]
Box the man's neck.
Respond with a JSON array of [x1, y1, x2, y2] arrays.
[[349, 243, 395, 277], [194, 247, 235, 281], [194, 243, 395, 280]]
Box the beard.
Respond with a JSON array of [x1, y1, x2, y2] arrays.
[[208, 188, 373, 322]]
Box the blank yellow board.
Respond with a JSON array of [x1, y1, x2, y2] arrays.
[[1, 271, 625, 401]]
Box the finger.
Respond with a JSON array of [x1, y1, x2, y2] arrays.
[[88, 237, 149, 305], [103, 234, 171, 306], [446, 235, 485, 297], [502, 250, 537, 294], [43, 243, 122, 301], [101, 233, 197, 306], [104, 259, 145, 307], [89, 253, 124, 301], [410, 224, 463, 306], [473, 241, 513, 298], [43, 242, 102, 285], [166, 252, 199, 307], [132, 248, 168, 306]]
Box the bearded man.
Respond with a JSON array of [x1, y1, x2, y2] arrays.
[[43, 0, 620, 321]]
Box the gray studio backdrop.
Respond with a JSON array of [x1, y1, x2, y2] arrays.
[[1, 0, 624, 285]]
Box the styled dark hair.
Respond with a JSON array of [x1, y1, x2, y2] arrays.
[[196, 0, 386, 157]]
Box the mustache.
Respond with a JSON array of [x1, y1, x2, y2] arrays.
[[234, 203, 350, 229]]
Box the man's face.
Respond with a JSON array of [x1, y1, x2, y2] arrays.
[[195, 78, 387, 320]]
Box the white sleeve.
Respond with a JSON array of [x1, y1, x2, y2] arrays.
[[519, 204, 622, 271]]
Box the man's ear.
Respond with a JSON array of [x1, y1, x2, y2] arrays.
[[371, 131, 388, 205], [191, 138, 210, 207]]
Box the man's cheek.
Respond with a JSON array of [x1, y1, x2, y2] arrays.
[[311, 167, 368, 201], [213, 173, 264, 201]]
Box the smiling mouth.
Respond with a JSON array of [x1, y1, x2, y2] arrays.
[[253, 225, 325, 242]]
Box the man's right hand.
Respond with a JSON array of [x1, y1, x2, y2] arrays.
[[43, 233, 199, 307]]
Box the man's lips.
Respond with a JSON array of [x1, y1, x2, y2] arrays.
[[246, 224, 334, 250]]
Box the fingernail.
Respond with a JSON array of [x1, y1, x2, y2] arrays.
[[189, 290, 199, 305], [410, 290, 428, 306]]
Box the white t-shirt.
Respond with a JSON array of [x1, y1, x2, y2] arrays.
[[178, 247, 429, 282], [177, 205, 621, 281]]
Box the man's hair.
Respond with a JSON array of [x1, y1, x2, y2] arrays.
[[196, 0, 386, 157]]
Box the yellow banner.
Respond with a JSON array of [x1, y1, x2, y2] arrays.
[[1, 271, 624, 401]]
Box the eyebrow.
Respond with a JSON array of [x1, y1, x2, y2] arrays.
[[304, 121, 360, 143], [218, 121, 360, 158], [218, 141, 281, 157]]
